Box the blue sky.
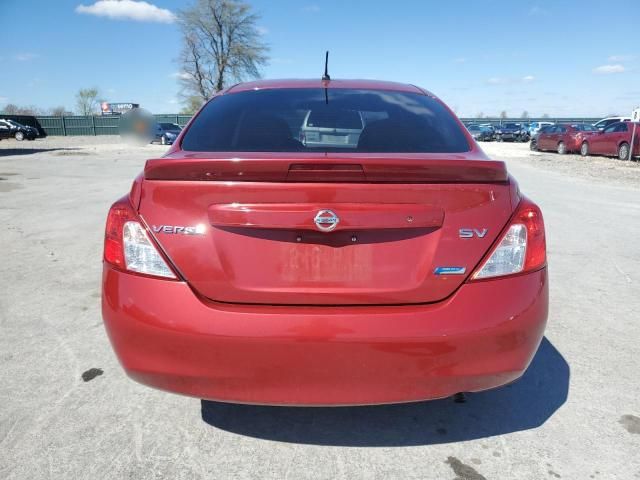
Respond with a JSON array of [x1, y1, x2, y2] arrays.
[[1, 0, 639, 117]]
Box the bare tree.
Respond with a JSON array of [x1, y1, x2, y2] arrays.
[[180, 96, 205, 114], [50, 106, 71, 116], [176, 0, 269, 109], [2, 103, 20, 114], [1, 103, 43, 115], [500, 110, 508, 119], [75, 88, 101, 115], [520, 110, 529, 119]]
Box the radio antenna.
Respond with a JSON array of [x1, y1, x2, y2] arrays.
[[322, 51, 330, 81]]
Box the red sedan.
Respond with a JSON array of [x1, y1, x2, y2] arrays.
[[102, 79, 548, 405], [580, 121, 640, 160], [535, 123, 598, 154]]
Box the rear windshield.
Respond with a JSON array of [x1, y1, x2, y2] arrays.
[[181, 88, 470, 153]]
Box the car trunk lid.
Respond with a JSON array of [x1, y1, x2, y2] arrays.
[[138, 154, 514, 305]]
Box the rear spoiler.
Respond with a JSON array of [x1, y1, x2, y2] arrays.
[[144, 157, 508, 183]]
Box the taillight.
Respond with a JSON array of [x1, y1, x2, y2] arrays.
[[104, 197, 177, 279], [471, 197, 546, 280]]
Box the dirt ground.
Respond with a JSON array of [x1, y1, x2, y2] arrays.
[[0, 136, 638, 480], [481, 139, 640, 189]]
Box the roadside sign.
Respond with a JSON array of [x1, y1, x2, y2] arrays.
[[101, 102, 140, 116]]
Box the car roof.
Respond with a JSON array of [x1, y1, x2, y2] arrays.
[[226, 79, 430, 95]]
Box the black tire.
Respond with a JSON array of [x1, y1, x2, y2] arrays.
[[15, 131, 24, 141], [618, 142, 630, 161], [580, 142, 589, 157]]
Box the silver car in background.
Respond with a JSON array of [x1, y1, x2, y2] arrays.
[[299, 108, 364, 149]]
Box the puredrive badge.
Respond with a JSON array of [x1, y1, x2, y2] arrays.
[[314, 210, 339, 232]]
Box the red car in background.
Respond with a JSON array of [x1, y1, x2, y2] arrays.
[[580, 121, 640, 160], [102, 79, 548, 406], [535, 123, 598, 154]]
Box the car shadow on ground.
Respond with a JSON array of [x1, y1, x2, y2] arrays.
[[200, 337, 569, 446], [0, 147, 81, 157]]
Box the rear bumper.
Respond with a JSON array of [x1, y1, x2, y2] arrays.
[[102, 266, 548, 405]]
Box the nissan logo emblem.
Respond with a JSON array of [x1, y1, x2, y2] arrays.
[[314, 209, 339, 232]]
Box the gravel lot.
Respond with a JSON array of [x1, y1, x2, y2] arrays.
[[1, 137, 639, 480]]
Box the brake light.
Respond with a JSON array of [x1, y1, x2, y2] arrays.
[[471, 197, 546, 280], [104, 197, 177, 279]]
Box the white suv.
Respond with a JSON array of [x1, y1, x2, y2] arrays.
[[594, 116, 631, 130]]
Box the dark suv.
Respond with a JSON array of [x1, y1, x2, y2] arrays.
[[0, 119, 39, 141], [495, 122, 529, 142]]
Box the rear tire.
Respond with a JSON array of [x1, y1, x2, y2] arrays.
[[15, 131, 24, 141], [580, 142, 589, 157], [618, 142, 630, 160], [557, 141, 566, 155]]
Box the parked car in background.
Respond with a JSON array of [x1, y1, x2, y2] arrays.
[[0, 119, 38, 141], [0, 121, 12, 141], [101, 78, 548, 406], [300, 108, 364, 148], [580, 121, 640, 160], [529, 125, 554, 151], [480, 124, 496, 141], [154, 122, 182, 145], [528, 121, 554, 136], [593, 116, 631, 131], [466, 124, 494, 141], [534, 124, 598, 154], [495, 123, 529, 142]]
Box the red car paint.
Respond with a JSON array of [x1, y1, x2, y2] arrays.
[[102, 79, 548, 405], [581, 121, 640, 158], [536, 124, 598, 153]]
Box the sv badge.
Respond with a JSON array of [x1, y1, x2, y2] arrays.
[[459, 228, 488, 239]]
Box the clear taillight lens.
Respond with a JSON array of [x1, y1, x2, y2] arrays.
[[471, 197, 546, 281], [104, 197, 176, 279], [123, 221, 175, 278], [473, 224, 527, 279]]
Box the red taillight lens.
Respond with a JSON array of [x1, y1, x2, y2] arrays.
[[471, 197, 546, 280], [103, 197, 177, 279], [519, 201, 546, 272], [104, 198, 136, 268]]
